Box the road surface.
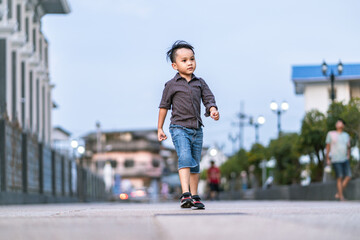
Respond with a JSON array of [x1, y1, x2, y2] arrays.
[[0, 201, 359, 240]]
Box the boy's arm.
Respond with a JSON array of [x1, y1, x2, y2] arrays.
[[158, 108, 168, 141], [200, 79, 219, 120], [209, 107, 220, 121]]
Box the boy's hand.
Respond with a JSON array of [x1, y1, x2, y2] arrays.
[[210, 108, 220, 121], [158, 129, 167, 142]]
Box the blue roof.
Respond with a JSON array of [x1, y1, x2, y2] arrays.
[[291, 63, 360, 94], [292, 63, 360, 82]]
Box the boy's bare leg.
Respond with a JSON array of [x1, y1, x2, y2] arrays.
[[189, 173, 200, 195], [179, 168, 191, 193]]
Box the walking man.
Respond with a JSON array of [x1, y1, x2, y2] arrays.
[[325, 119, 352, 201]]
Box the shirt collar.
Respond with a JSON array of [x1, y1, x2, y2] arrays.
[[174, 72, 198, 82]]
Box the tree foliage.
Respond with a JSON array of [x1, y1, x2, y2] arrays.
[[299, 110, 327, 181], [268, 133, 301, 185], [220, 149, 248, 179], [220, 99, 360, 185], [247, 143, 269, 185]]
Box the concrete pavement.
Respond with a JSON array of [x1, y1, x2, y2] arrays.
[[0, 201, 359, 240]]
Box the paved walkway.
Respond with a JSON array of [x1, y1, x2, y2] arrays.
[[0, 201, 359, 240]]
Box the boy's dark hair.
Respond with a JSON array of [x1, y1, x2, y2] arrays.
[[166, 40, 194, 63], [338, 118, 346, 125]]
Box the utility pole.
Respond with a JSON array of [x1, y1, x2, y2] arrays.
[[228, 133, 238, 154], [96, 121, 102, 153], [238, 101, 246, 150]]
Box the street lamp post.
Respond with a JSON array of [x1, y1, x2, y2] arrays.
[[270, 101, 289, 136], [250, 116, 266, 143], [71, 139, 79, 159], [321, 60, 343, 103], [71, 140, 86, 201]]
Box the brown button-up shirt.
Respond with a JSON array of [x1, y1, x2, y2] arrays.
[[159, 73, 218, 129]]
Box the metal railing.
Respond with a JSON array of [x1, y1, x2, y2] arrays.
[[0, 118, 106, 204]]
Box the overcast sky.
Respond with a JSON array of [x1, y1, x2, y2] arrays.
[[42, 0, 360, 154]]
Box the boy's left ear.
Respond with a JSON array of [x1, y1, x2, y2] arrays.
[[171, 62, 178, 70]]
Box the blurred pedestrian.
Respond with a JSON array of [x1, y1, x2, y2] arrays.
[[207, 160, 221, 200], [241, 171, 248, 190], [249, 165, 259, 189], [157, 41, 220, 209], [325, 118, 351, 201], [161, 183, 169, 200]]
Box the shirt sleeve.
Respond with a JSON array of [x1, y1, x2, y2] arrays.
[[159, 82, 172, 109], [325, 132, 331, 144], [200, 79, 218, 117]]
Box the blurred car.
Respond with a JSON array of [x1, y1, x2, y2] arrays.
[[117, 188, 150, 202], [129, 188, 150, 202]]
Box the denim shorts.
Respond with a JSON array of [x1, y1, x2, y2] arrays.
[[169, 124, 203, 173], [332, 160, 352, 178]]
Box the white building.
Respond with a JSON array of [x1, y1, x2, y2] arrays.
[[200, 146, 228, 172], [0, 0, 70, 144], [292, 63, 360, 113], [52, 126, 72, 156]]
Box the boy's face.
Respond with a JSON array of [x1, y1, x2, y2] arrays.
[[171, 48, 196, 77]]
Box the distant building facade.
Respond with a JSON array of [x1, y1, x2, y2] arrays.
[[0, 0, 70, 144], [52, 126, 72, 156], [83, 129, 168, 191], [292, 63, 360, 113]]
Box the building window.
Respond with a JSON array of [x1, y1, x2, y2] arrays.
[[45, 46, 48, 67], [7, 0, 12, 19], [21, 62, 25, 126], [350, 82, 360, 99], [16, 4, 21, 31], [0, 40, 6, 115], [36, 79, 39, 132], [124, 159, 135, 168], [25, 17, 29, 42], [39, 38, 42, 60], [29, 71, 33, 130], [32, 29, 36, 52], [42, 86, 45, 141], [11, 51, 16, 121], [47, 91, 50, 141]]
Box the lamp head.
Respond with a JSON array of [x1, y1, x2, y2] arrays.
[[337, 60, 343, 75], [270, 101, 278, 111], [77, 146, 85, 155], [281, 101, 289, 111], [257, 116, 266, 125], [71, 140, 78, 149], [322, 61, 328, 76]]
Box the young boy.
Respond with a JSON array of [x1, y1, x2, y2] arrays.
[[157, 40, 220, 209]]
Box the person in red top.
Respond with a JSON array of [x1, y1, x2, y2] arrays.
[[207, 160, 221, 200]]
